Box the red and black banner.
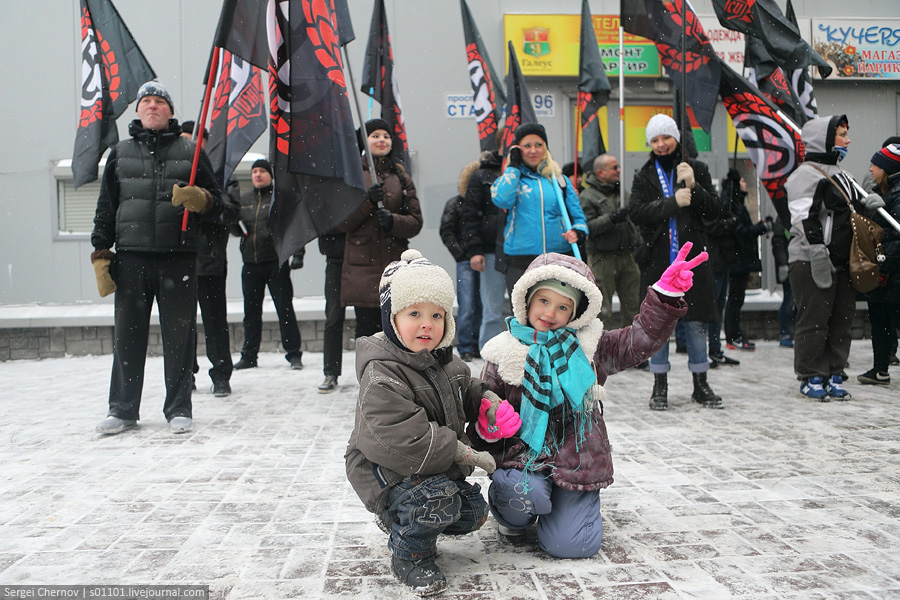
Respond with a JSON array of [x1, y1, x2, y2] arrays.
[[500, 41, 538, 156], [621, 0, 720, 132], [712, 0, 832, 79], [460, 0, 505, 153], [745, 40, 807, 127], [204, 48, 267, 188], [267, 0, 366, 265], [719, 61, 804, 226], [361, 0, 409, 168], [578, 0, 610, 161], [784, 0, 819, 121], [72, 0, 154, 188]]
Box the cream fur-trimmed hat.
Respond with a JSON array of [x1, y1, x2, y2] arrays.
[[379, 249, 457, 350], [645, 113, 680, 145]]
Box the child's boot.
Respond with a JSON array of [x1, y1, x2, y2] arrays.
[[649, 373, 668, 411], [391, 554, 447, 596]]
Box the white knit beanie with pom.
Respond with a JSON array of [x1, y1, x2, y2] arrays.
[[379, 249, 457, 350]]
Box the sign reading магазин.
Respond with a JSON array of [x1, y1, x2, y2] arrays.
[[812, 18, 900, 79]]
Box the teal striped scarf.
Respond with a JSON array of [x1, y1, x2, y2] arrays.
[[507, 317, 596, 464]]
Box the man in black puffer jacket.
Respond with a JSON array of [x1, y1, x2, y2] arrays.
[[91, 81, 224, 436]]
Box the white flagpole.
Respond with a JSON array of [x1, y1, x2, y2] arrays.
[[618, 25, 625, 209]]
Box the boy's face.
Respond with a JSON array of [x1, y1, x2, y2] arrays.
[[394, 302, 445, 352], [527, 288, 575, 333]]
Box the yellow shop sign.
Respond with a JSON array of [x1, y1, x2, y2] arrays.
[[504, 14, 661, 77]]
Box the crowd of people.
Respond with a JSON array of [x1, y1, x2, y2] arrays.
[[88, 80, 899, 596]]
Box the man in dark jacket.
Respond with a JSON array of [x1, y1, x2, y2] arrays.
[[461, 150, 506, 352], [182, 122, 240, 397], [91, 81, 224, 435], [233, 159, 305, 371], [579, 153, 642, 328]]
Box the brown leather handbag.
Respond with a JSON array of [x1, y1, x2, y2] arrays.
[[810, 165, 885, 293]]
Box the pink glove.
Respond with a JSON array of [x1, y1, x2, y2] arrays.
[[653, 241, 708, 295], [476, 395, 521, 442]]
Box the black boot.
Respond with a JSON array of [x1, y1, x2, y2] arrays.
[[692, 372, 723, 408], [649, 373, 668, 411], [391, 554, 447, 596]]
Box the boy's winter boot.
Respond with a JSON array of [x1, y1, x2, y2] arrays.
[[692, 372, 724, 408], [649, 373, 668, 411], [391, 554, 447, 596]]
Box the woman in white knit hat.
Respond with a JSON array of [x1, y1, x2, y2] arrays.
[[627, 113, 723, 410]]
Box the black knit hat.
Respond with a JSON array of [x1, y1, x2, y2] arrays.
[[365, 118, 391, 137], [251, 158, 273, 177], [513, 122, 547, 145]]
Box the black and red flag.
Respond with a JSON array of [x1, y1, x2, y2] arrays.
[[621, 0, 720, 133], [711, 0, 832, 79], [460, 0, 505, 152], [361, 0, 409, 168], [72, 0, 155, 188], [719, 60, 804, 226], [204, 49, 267, 188], [578, 0, 611, 162], [745, 36, 807, 127], [783, 0, 819, 122], [499, 41, 538, 156], [267, 0, 366, 265]]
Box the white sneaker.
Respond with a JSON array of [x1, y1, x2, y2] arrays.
[[96, 416, 137, 435], [169, 416, 193, 433]]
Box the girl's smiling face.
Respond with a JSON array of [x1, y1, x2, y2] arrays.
[[526, 288, 575, 333]]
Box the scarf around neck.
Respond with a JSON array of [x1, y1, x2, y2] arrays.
[[507, 317, 596, 459]]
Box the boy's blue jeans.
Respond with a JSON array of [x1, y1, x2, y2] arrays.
[[385, 474, 489, 561]]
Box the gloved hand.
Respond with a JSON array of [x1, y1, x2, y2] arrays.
[[376, 208, 393, 231], [290, 254, 304, 270], [172, 184, 212, 214], [507, 146, 523, 169], [367, 183, 384, 206], [653, 241, 708, 296], [809, 244, 834, 289], [455, 440, 496, 474], [763, 216, 775, 233], [863, 192, 885, 211], [609, 207, 629, 224], [676, 162, 695, 189], [777, 265, 789, 283], [476, 391, 521, 442], [91, 249, 116, 297], [675, 187, 692, 207]]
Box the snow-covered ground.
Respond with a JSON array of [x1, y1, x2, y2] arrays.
[[1, 341, 898, 599]]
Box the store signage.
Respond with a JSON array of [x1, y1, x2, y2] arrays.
[[811, 18, 900, 79]]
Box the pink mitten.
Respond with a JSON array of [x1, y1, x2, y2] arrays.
[[476, 394, 521, 442], [653, 241, 708, 295]]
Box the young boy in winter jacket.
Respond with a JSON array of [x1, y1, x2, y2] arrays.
[[345, 249, 521, 596], [472, 244, 705, 558]]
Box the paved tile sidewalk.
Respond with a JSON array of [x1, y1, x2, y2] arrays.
[[0, 341, 898, 598]]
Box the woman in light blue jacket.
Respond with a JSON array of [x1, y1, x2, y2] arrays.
[[491, 123, 588, 294]]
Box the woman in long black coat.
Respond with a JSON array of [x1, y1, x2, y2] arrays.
[[628, 114, 722, 410]]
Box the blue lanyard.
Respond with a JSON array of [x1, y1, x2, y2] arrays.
[[655, 161, 679, 264]]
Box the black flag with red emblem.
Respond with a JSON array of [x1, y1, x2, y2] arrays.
[[72, 0, 155, 188], [267, 0, 366, 265], [719, 60, 803, 226], [204, 49, 267, 188], [500, 41, 538, 156], [578, 0, 611, 162], [361, 0, 409, 168], [745, 36, 807, 127], [460, 0, 505, 152], [621, 0, 720, 132], [712, 0, 831, 79]]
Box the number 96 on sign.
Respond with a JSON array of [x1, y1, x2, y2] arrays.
[[445, 92, 555, 119]]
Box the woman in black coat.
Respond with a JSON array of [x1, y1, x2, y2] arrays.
[[628, 114, 722, 410], [721, 169, 771, 350]]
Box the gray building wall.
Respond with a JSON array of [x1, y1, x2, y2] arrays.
[[0, 0, 896, 306]]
